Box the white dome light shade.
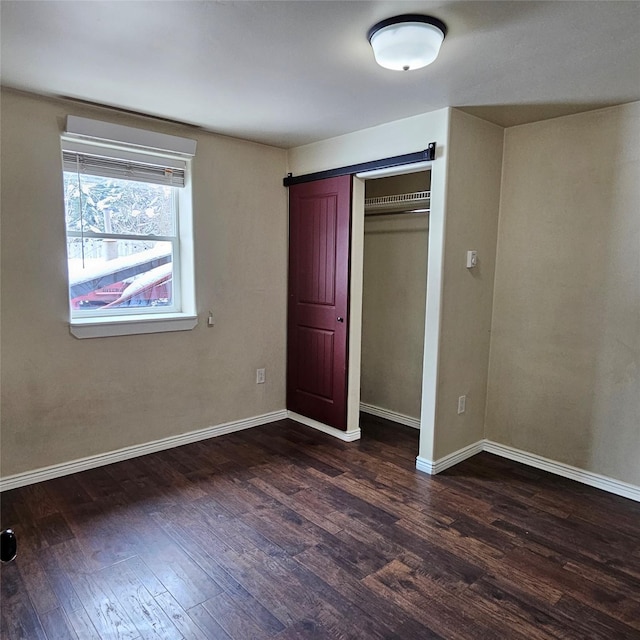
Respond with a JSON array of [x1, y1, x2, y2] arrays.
[[368, 15, 447, 71]]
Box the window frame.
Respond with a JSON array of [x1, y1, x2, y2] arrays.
[[64, 173, 182, 319], [61, 117, 197, 338]]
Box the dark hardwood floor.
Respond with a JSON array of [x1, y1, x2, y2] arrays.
[[1, 415, 639, 639]]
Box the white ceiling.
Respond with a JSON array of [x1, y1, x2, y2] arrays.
[[2, 1, 639, 148]]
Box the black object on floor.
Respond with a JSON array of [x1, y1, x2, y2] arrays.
[[1, 528, 17, 563]]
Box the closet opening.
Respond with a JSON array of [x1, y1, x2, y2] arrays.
[[359, 170, 431, 447]]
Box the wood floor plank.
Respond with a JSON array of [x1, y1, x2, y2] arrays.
[[246, 430, 344, 479], [562, 557, 640, 602], [467, 577, 574, 640], [367, 556, 543, 640], [160, 503, 348, 630], [309, 531, 391, 581], [37, 513, 76, 548], [43, 475, 94, 514], [39, 607, 79, 640], [247, 479, 343, 535], [194, 471, 278, 517], [139, 542, 224, 611], [214, 581, 285, 637], [16, 553, 60, 616], [187, 603, 232, 639], [39, 547, 84, 615], [123, 556, 167, 599], [0, 562, 48, 640], [490, 495, 640, 571], [468, 575, 633, 640], [238, 503, 324, 555], [75, 466, 130, 502], [168, 499, 287, 559], [325, 469, 455, 524], [392, 515, 562, 604], [503, 545, 640, 629], [66, 605, 102, 640], [102, 460, 179, 515], [72, 572, 141, 640], [552, 594, 640, 640], [361, 564, 485, 640], [249, 461, 312, 496], [148, 504, 273, 596], [277, 562, 399, 640], [2, 415, 639, 640], [137, 454, 209, 504], [294, 545, 441, 639], [61, 500, 139, 572], [10, 483, 61, 522], [99, 560, 183, 640], [201, 591, 275, 640], [153, 591, 209, 640]]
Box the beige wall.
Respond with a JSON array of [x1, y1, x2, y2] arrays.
[[288, 109, 450, 176], [364, 172, 431, 199], [361, 173, 429, 419], [486, 102, 640, 486], [431, 110, 504, 459], [0, 89, 288, 478]]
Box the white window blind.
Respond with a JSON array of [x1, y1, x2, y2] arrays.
[[62, 150, 186, 187]]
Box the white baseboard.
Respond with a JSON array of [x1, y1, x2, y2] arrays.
[[484, 440, 640, 503], [416, 440, 484, 475], [415, 439, 640, 503], [4, 412, 637, 504], [287, 411, 361, 442], [0, 410, 288, 492], [360, 403, 420, 429]]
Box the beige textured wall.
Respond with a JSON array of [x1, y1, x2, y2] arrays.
[[361, 173, 430, 419], [288, 109, 450, 176], [433, 110, 504, 459], [486, 102, 640, 486], [365, 173, 430, 199], [0, 89, 288, 478]]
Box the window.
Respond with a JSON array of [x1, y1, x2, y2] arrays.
[[61, 117, 197, 338]]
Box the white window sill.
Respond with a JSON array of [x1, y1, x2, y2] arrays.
[[70, 313, 198, 339]]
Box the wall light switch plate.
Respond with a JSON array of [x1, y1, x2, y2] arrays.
[[256, 368, 266, 384], [466, 251, 478, 269]]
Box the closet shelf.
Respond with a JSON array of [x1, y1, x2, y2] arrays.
[[364, 190, 430, 216]]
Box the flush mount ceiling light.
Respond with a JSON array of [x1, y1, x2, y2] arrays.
[[368, 14, 447, 71]]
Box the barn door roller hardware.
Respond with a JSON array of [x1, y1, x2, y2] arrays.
[[283, 143, 436, 186]]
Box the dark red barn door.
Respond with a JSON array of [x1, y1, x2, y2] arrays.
[[287, 175, 352, 430]]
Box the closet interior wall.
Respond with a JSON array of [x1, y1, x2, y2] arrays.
[[361, 171, 430, 426]]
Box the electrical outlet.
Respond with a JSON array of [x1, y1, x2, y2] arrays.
[[457, 395, 466, 414], [256, 368, 265, 384]]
